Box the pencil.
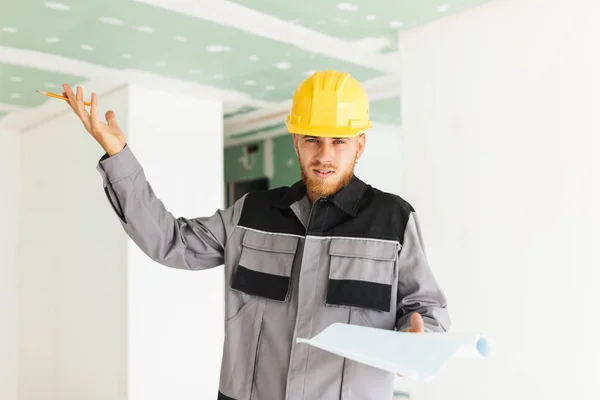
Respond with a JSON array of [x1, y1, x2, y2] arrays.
[[36, 90, 91, 106]]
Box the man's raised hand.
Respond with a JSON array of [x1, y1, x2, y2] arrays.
[[62, 83, 126, 156]]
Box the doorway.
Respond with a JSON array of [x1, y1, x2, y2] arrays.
[[227, 177, 269, 207]]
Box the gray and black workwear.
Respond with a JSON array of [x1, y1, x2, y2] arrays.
[[96, 144, 450, 400]]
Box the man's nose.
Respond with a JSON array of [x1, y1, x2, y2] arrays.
[[315, 141, 334, 163]]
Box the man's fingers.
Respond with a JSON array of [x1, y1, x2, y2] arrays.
[[61, 91, 73, 110], [90, 92, 99, 126], [62, 83, 74, 99], [63, 83, 92, 130], [62, 84, 76, 110], [105, 110, 119, 129], [105, 110, 115, 124], [75, 86, 89, 116], [409, 313, 425, 333]]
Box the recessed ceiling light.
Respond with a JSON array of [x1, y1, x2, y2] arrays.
[[134, 26, 154, 33], [44, 2, 70, 11], [10, 76, 23, 82], [122, 53, 132, 59], [188, 69, 202, 74], [173, 36, 187, 42], [438, 3, 449, 12], [355, 37, 392, 52], [45, 37, 60, 43], [207, 45, 231, 53], [1, 27, 18, 33], [390, 20, 403, 29], [276, 62, 292, 70], [249, 55, 259, 61], [10, 93, 22, 99], [81, 44, 93, 51], [244, 80, 256, 86], [337, 3, 358, 12], [266, 85, 276, 91], [99, 17, 124, 25], [366, 15, 376, 21]]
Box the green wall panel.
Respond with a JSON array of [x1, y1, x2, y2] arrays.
[[270, 134, 301, 189], [224, 141, 265, 183]]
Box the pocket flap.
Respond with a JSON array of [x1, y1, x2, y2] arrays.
[[328, 238, 398, 261], [232, 230, 299, 302], [242, 229, 299, 254], [326, 238, 397, 313]]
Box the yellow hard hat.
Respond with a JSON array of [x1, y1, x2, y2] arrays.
[[285, 70, 372, 137]]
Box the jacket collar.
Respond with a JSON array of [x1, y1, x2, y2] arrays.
[[276, 175, 367, 217]]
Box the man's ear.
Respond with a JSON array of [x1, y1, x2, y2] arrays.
[[292, 134, 300, 157], [356, 133, 366, 160]]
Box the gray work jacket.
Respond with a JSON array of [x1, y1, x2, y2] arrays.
[[96, 144, 450, 400]]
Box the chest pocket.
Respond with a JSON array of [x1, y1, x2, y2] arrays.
[[231, 230, 299, 302], [325, 238, 398, 313]]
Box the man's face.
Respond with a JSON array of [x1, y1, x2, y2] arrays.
[[293, 133, 366, 198]]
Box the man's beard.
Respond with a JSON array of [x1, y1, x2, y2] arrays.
[[298, 154, 357, 197]]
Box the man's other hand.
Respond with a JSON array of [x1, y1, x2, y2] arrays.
[[404, 312, 425, 333]]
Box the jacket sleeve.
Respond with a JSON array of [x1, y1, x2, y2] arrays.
[[95, 144, 243, 271], [396, 211, 451, 332]]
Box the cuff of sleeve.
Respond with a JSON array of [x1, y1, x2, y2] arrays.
[[96, 144, 141, 183]]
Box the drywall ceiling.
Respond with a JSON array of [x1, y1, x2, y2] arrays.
[[0, 0, 495, 128], [228, 0, 492, 42]]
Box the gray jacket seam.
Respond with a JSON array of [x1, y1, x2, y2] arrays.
[[107, 165, 143, 185], [224, 194, 247, 248]]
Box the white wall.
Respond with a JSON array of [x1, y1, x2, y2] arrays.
[[17, 88, 130, 400], [125, 86, 225, 400], [398, 0, 599, 399], [355, 123, 404, 196], [0, 126, 19, 400], [16, 84, 224, 400]]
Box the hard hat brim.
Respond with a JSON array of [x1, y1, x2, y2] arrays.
[[285, 121, 371, 138]]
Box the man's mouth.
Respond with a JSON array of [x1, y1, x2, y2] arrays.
[[313, 169, 335, 178]]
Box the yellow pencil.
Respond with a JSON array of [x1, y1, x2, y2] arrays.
[[36, 90, 91, 106]]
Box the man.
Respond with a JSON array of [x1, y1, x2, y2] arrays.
[[62, 70, 449, 400]]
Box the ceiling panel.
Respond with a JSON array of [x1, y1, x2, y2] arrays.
[[224, 105, 260, 119], [370, 96, 401, 125], [229, 0, 495, 42], [0, 0, 384, 103], [0, 62, 89, 108]]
